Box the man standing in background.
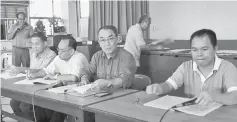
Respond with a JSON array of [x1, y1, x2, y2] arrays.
[[7, 12, 33, 67], [124, 15, 172, 68]]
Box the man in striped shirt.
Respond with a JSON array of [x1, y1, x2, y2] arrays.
[[146, 29, 237, 105]]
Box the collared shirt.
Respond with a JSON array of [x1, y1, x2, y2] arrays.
[[88, 48, 137, 88], [124, 23, 146, 66], [44, 51, 89, 81], [166, 56, 237, 98], [8, 23, 33, 48], [29, 47, 56, 69]]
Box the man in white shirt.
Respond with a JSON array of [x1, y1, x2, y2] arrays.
[[124, 15, 171, 68], [30, 36, 89, 86]]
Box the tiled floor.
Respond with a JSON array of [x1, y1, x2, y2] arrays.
[[1, 97, 17, 122]]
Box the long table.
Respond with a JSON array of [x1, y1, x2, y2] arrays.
[[1, 77, 138, 122], [88, 91, 237, 122]]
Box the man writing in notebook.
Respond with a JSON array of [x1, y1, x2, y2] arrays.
[[88, 25, 137, 90], [9, 32, 59, 122], [29, 36, 89, 86], [146, 29, 237, 105]]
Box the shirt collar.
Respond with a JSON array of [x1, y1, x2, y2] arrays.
[[136, 23, 142, 31], [102, 48, 119, 59], [193, 55, 222, 72], [35, 47, 49, 59]]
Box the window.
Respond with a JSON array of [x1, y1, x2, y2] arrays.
[[79, 0, 89, 18]]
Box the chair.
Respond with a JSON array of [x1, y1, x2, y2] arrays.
[[132, 74, 151, 90]]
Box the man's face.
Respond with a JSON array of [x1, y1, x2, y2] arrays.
[[58, 39, 73, 60], [142, 18, 151, 30], [191, 35, 217, 67], [31, 37, 46, 55], [98, 29, 118, 55], [17, 13, 26, 25]]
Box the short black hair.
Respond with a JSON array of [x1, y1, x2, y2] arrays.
[[190, 29, 217, 47], [60, 36, 77, 50], [30, 32, 47, 42], [138, 15, 150, 24], [16, 12, 26, 19], [97, 25, 118, 37]]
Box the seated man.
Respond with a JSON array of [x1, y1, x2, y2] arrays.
[[88, 25, 137, 90], [30, 35, 89, 86], [9, 32, 57, 121], [146, 29, 237, 105]]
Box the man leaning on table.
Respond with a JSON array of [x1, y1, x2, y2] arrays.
[[146, 29, 237, 105], [124, 15, 172, 68], [88, 25, 137, 90], [9, 32, 58, 122]]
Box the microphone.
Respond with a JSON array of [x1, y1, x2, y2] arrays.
[[173, 98, 197, 108]]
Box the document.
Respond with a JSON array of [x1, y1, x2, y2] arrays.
[[144, 95, 222, 116], [144, 95, 191, 110], [1, 71, 25, 79], [174, 102, 222, 116], [14, 78, 58, 85], [149, 38, 173, 45], [217, 50, 237, 54], [48, 84, 78, 94]]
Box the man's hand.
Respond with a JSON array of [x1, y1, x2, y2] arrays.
[[91, 79, 110, 90], [78, 80, 89, 86], [195, 92, 214, 106], [9, 68, 20, 76], [43, 74, 56, 80], [146, 83, 163, 95], [47, 81, 64, 89]]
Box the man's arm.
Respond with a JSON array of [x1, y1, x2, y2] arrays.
[[211, 91, 237, 105], [57, 74, 78, 83], [7, 25, 19, 40]]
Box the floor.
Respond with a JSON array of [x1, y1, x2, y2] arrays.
[[1, 96, 17, 122]]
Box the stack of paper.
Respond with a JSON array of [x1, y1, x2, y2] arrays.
[[14, 78, 58, 85], [144, 95, 222, 116], [1, 71, 25, 79], [72, 84, 93, 94], [144, 95, 190, 110], [47, 84, 78, 94], [175, 102, 222, 116]]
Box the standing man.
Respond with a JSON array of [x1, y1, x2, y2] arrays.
[[124, 15, 172, 68], [7, 12, 33, 67]]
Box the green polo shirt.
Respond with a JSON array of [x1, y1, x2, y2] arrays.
[[8, 23, 33, 48], [88, 48, 137, 88], [166, 56, 237, 98]]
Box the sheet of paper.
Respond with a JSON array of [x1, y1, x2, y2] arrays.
[[14, 78, 58, 85], [217, 50, 237, 54], [174, 102, 222, 116], [48, 84, 78, 94], [1, 71, 25, 79], [144, 95, 191, 110], [168, 49, 191, 53], [72, 84, 93, 94], [150, 38, 173, 45]]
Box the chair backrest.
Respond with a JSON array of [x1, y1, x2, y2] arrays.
[[132, 74, 151, 90]]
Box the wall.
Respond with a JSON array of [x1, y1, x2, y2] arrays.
[[149, 1, 237, 40]]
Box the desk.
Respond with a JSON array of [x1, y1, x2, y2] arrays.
[[1, 77, 138, 122], [88, 91, 237, 122]]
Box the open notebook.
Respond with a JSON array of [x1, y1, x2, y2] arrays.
[[14, 78, 58, 85], [144, 95, 222, 116], [1, 71, 25, 79], [48, 84, 110, 97]]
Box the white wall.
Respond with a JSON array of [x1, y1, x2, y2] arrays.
[[149, 1, 237, 40]]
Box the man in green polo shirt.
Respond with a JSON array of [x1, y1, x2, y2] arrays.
[[88, 25, 137, 90], [7, 12, 33, 67], [146, 29, 237, 105]]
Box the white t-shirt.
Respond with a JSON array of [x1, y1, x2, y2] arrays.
[[124, 24, 146, 66], [44, 51, 89, 79]]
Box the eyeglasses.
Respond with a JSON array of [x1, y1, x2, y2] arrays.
[[98, 37, 116, 44], [57, 48, 72, 54]]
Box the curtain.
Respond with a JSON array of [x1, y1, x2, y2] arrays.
[[88, 1, 149, 41]]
